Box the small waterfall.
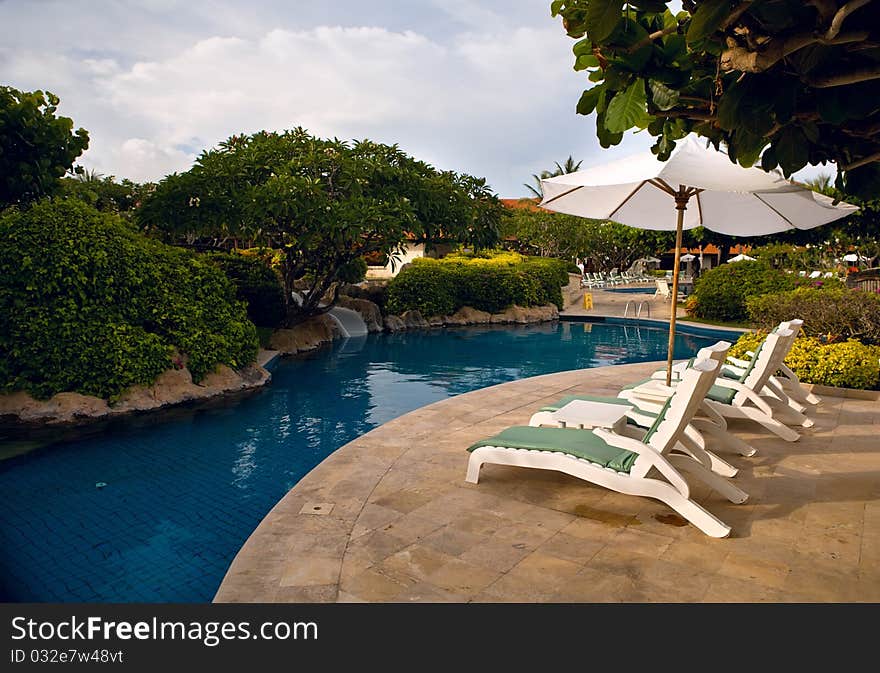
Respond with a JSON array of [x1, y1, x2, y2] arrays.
[[327, 306, 369, 337], [290, 290, 369, 338]]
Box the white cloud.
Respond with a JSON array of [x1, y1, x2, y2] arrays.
[[5, 1, 823, 196]]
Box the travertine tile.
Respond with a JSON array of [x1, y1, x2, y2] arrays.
[[214, 362, 875, 604]]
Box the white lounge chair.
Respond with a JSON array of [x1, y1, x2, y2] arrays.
[[466, 357, 747, 538], [654, 278, 685, 301], [721, 319, 821, 410], [623, 328, 807, 442], [529, 340, 745, 477]]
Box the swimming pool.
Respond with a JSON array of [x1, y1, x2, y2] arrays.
[[0, 321, 736, 602]]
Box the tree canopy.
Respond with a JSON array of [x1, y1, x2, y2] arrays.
[[0, 86, 90, 209], [502, 202, 672, 270], [138, 129, 505, 322], [551, 0, 880, 197]]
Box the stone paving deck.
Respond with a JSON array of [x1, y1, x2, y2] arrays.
[[214, 360, 880, 603]]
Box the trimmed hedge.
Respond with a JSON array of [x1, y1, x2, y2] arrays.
[[747, 287, 880, 345], [0, 199, 258, 400], [204, 252, 286, 327], [729, 331, 880, 390], [688, 261, 795, 322], [386, 253, 567, 316]]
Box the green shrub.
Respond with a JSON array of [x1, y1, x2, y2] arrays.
[[386, 260, 456, 316], [386, 253, 566, 315], [0, 199, 258, 400], [729, 331, 880, 390], [689, 261, 795, 322], [747, 287, 880, 345], [204, 252, 286, 327], [337, 257, 368, 284]]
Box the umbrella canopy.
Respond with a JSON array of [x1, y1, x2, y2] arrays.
[[540, 135, 858, 384], [728, 253, 756, 262], [680, 253, 696, 262]]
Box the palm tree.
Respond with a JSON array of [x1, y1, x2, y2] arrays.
[[523, 156, 583, 199]]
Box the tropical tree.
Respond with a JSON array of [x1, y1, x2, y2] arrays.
[[503, 204, 671, 269], [138, 129, 504, 323], [524, 155, 583, 198], [60, 171, 149, 217], [550, 1, 880, 197], [0, 86, 90, 209]]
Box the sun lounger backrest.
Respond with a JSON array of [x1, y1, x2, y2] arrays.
[[735, 328, 794, 405], [644, 358, 721, 452]]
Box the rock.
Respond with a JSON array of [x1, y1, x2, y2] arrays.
[[269, 315, 339, 355], [6, 392, 111, 424], [337, 296, 383, 333], [426, 315, 445, 327], [490, 304, 558, 324], [383, 315, 406, 332], [0, 360, 271, 426], [445, 307, 491, 326], [400, 310, 428, 329]]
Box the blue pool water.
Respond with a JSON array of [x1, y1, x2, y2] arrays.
[[0, 321, 732, 602]]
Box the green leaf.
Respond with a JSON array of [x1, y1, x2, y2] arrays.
[[585, 0, 624, 43], [649, 79, 679, 110], [575, 54, 600, 71], [550, 0, 565, 16], [845, 163, 880, 200], [576, 87, 603, 116], [686, 0, 730, 43], [760, 146, 778, 172], [604, 80, 650, 133], [629, 1, 668, 12], [774, 127, 810, 176]]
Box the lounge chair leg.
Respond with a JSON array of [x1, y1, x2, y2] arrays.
[[465, 454, 483, 484], [676, 433, 738, 478], [766, 397, 814, 428], [691, 418, 757, 457], [667, 455, 749, 505], [740, 407, 801, 442]]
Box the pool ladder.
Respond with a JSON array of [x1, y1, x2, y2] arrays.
[[623, 300, 651, 320]]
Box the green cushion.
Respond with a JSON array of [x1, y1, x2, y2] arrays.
[[538, 394, 634, 413], [467, 426, 638, 473], [706, 385, 737, 405]]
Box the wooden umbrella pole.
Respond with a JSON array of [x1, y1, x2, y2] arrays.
[[666, 191, 691, 386]]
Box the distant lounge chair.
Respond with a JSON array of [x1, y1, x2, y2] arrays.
[[654, 278, 685, 301], [466, 357, 747, 538]]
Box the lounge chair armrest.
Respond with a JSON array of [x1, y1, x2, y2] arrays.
[[714, 378, 775, 416], [592, 428, 690, 497]]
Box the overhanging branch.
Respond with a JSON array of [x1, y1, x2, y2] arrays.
[[809, 65, 880, 86], [841, 150, 880, 171], [826, 0, 874, 40]]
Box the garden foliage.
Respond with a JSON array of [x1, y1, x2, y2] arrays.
[[0, 199, 257, 400], [747, 287, 880, 345], [729, 331, 880, 390], [203, 252, 286, 328], [688, 261, 795, 322], [386, 253, 567, 316]]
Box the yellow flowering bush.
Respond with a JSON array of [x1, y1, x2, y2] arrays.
[[729, 331, 880, 390]]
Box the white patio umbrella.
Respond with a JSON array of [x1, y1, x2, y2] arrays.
[[727, 253, 756, 262], [680, 253, 696, 277], [540, 135, 858, 384]]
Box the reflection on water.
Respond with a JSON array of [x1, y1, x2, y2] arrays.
[[0, 321, 731, 602]]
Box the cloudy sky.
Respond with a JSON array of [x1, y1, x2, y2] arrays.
[[0, 0, 826, 197]]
